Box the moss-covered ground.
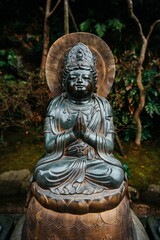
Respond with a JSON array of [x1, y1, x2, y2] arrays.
[[0, 127, 160, 192], [115, 140, 160, 191], [0, 127, 44, 174]]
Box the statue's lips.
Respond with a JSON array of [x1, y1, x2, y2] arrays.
[[74, 85, 86, 88]]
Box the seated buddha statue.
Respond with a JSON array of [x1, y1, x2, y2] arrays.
[[33, 42, 125, 196], [22, 34, 150, 240]]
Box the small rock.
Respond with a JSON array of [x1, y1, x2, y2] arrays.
[[0, 169, 31, 196], [131, 203, 150, 217], [141, 184, 160, 206]]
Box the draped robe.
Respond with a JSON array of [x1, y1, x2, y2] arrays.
[[33, 95, 125, 195]]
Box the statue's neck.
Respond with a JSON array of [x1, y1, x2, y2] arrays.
[[67, 97, 92, 105], [66, 92, 93, 105]]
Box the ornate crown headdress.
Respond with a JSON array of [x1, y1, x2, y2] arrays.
[[65, 42, 96, 70]]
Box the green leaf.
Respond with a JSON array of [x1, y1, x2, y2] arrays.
[[79, 19, 93, 32], [122, 163, 131, 178], [4, 74, 16, 81], [106, 18, 125, 32], [0, 61, 7, 67], [94, 23, 106, 37], [7, 50, 17, 66], [122, 114, 129, 124], [0, 50, 6, 56]]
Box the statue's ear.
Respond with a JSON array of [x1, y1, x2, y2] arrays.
[[92, 53, 96, 69], [64, 53, 68, 65], [92, 54, 96, 67]]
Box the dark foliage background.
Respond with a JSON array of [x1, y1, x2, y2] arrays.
[[0, 0, 160, 142]]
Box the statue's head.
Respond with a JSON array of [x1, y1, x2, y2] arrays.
[[62, 43, 97, 101]]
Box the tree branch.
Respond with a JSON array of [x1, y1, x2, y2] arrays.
[[64, 0, 69, 34], [147, 19, 160, 41], [48, 0, 61, 19], [69, 5, 79, 32], [127, 0, 145, 41]]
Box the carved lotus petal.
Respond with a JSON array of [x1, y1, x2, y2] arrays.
[[60, 212, 77, 227], [43, 208, 59, 224], [100, 208, 117, 224], [67, 199, 89, 214], [89, 197, 108, 212], [78, 212, 100, 228]]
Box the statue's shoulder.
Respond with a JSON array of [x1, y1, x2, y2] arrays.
[[95, 95, 111, 107], [46, 95, 64, 116], [95, 95, 112, 115]]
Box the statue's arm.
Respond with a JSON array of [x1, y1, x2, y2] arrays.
[[44, 115, 76, 153], [82, 117, 114, 154], [79, 100, 115, 154], [103, 115, 115, 153]]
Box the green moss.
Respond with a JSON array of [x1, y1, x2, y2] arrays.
[[0, 128, 160, 192], [0, 128, 44, 174], [115, 140, 160, 191]]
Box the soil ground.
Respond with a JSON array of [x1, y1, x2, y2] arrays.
[[0, 126, 160, 191]]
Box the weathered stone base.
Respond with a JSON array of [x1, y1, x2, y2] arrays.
[[21, 196, 149, 240]]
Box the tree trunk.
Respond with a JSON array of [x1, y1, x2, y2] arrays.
[[39, 0, 51, 81], [134, 90, 146, 145], [133, 60, 146, 145], [69, 5, 79, 32], [64, 0, 69, 34], [127, 0, 160, 145]]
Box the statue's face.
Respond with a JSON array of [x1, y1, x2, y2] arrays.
[[66, 69, 94, 102]]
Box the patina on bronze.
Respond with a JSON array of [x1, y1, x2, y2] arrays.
[[22, 33, 149, 240]]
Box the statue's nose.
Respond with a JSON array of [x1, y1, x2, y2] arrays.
[[77, 76, 83, 83]]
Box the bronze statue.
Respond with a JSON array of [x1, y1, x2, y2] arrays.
[[33, 42, 125, 196], [22, 33, 149, 240]]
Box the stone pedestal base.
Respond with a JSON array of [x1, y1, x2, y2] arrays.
[[22, 196, 141, 240]]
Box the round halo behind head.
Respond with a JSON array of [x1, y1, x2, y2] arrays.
[[46, 32, 115, 97]]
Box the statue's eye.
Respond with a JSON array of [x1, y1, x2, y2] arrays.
[[68, 75, 77, 80], [82, 75, 91, 80]]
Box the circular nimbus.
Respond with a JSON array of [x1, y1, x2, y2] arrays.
[[46, 32, 115, 97]]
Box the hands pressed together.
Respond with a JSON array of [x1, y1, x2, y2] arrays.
[[72, 111, 87, 140]]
